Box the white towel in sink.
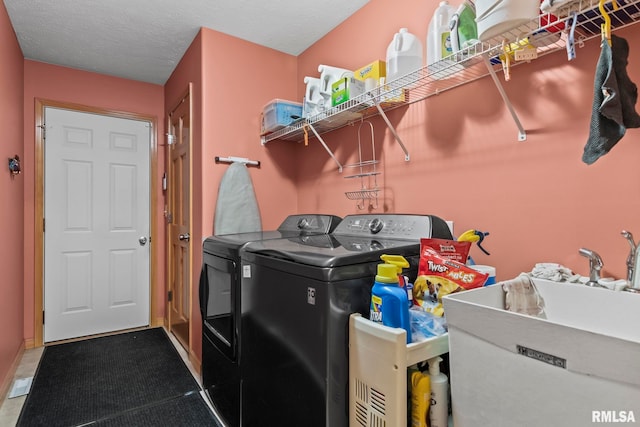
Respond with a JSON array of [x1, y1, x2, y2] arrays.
[[502, 273, 546, 318], [530, 263, 581, 283]]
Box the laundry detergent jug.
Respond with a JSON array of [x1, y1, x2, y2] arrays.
[[317, 64, 353, 111], [303, 76, 323, 118], [450, 0, 479, 53], [370, 259, 412, 343], [386, 28, 423, 85], [427, 1, 464, 79]]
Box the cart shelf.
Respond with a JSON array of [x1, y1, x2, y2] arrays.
[[349, 313, 449, 427]]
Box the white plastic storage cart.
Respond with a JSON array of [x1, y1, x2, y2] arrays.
[[349, 313, 449, 426]]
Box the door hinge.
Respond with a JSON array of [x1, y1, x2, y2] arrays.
[[43, 218, 45, 232], [38, 124, 46, 140], [42, 310, 45, 324], [168, 290, 173, 302]]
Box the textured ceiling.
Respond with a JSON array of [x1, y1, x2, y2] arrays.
[[3, 0, 369, 85]]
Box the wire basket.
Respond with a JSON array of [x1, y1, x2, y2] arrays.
[[345, 189, 379, 200], [344, 121, 379, 209]]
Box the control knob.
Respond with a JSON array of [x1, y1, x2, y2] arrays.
[[369, 218, 384, 234], [297, 218, 310, 229]]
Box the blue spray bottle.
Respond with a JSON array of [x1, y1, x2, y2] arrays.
[[370, 256, 412, 343]]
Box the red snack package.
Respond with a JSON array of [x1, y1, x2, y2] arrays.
[[420, 238, 471, 264], [414, 246, 488, 316]]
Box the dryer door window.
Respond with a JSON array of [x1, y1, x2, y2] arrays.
[[202, 252, 236, 359]]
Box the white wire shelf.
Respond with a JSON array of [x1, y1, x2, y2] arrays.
[[261, 0, 640, 145]]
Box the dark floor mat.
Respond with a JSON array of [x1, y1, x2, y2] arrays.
[[17, 328, 202, 427], [95, 391, 221, 427]]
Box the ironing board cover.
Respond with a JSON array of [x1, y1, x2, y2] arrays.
[[214, 162, 262, 235]]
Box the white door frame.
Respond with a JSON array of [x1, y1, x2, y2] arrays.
[[34, 99, 159, 346]]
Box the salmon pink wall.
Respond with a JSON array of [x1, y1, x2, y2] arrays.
[[200, 27, 299, 233], [165, 28, 299, 362], [23, 61, 166, 343], [0, 0, 25, 398], [294, 0, 640, 282]]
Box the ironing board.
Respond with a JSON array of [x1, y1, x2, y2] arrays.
[[214, 162, 262, 235]]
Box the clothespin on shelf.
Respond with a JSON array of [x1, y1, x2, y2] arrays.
[[566, 11, 578, 61], [303, 123, 309, 146], [599, 0, 619, 46], [501, 40, 511, 82]]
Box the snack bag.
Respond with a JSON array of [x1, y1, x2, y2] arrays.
[[414, 246, 488, 316], [420, 238, 471, 264]]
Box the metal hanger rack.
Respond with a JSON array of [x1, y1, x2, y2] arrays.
[[261, 0, 640, 169], [344, 121, 380, 209]]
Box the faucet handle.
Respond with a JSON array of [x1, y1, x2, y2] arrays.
[[622, 230, 636, 282], [621, 230, 636, 252], [579, 248, 604, 287], [579, 248, 603, 269]]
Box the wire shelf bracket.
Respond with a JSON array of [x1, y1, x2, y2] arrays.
[[482, 54, 527, 142], [306, 122, 343, 172]]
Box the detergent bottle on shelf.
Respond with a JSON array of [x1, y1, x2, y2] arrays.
[[303, 76, 323, 118], [426, 1, 463, 79], [386, 28, 423, 84], [450, 0, 479, 53], [370, 256, 412, 343]]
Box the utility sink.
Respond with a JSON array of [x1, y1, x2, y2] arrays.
[[442, 278, 640, 427]]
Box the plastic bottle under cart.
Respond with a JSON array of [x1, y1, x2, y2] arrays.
[[428, 356, 449, 427]]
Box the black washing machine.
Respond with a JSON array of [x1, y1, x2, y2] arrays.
[[238, 214, 453, 427], [199, 214, 342, 427]]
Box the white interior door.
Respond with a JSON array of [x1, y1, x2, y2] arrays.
[[43, 107, 151, 343]]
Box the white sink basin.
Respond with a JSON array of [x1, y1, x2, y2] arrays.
[[532, 278, 640, 343], [443, 277, 640, 427]]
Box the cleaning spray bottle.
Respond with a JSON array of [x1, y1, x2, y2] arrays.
[[370, 257, 412, 343], [428, 356, 449, 427]]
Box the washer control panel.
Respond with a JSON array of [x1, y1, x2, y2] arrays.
[[333, 214, 435, 240], [278, 214, 342, 234]]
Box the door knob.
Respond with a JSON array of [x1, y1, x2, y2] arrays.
[[138, 236, 148, 246], [179, 233, 190, 242]]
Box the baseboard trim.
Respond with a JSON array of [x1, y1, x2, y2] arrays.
[[0, 342, 25, 402], [189, 350, 202, 375]]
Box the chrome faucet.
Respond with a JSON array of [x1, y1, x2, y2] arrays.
[[578, 248, 605, 288], [621, 230, 636, 283], [622, 230, 640, 293]]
